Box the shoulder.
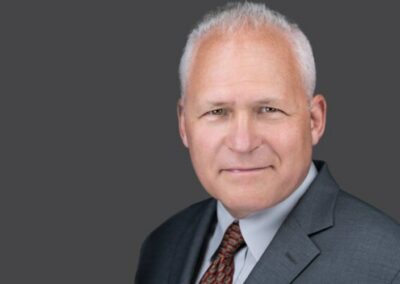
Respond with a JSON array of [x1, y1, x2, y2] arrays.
[[138, 198, 215, 261], [145, 198, 215, 244], [312, 160, 400, 247], [332, 189, 400, 261], [302, 185, 400, 282], [335, 189, 400, 237], [135, 198, 215, 282]]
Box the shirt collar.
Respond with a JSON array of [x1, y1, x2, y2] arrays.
[[214, 162, 318, 261]]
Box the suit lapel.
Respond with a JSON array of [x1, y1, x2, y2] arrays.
[[245, 161, 340, 283], [244, 217, 320, 283], [169, 199, 217, 284]]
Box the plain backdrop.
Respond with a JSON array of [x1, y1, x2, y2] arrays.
[[2, 1, 400, 283]]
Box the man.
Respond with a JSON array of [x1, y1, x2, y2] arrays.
[[136, 2, 400, 283]]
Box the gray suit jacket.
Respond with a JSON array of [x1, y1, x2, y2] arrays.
[[135, 161, 400, 283]]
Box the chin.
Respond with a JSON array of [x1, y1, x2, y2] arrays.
[[221, 195, 275, 219]]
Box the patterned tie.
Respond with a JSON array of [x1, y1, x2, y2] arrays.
[[199, 221, 245, 284]]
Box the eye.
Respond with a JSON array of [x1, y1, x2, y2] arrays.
[[207, 108, 227, 116], [259, 106, 279, 113]]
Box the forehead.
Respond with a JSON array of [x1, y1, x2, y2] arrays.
[[186, 26, 305, 104]]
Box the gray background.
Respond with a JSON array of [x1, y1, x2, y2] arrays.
[[2, 1, 399, 283]]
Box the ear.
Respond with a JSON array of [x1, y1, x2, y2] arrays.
[[177, 98, 189, 148], [309, 94, 327, 146]]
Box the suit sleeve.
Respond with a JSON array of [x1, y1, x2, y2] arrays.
[[135, 237, 150, 283]]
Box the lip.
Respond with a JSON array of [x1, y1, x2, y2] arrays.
[[221, 166, 270, 173]]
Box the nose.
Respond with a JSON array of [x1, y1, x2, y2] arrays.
[[225, 113, 261, 153]]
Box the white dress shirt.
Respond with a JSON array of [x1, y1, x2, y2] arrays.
[[195, 163, 317, 284]]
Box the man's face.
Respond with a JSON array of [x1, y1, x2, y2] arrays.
[[178, 27, 326, 218]]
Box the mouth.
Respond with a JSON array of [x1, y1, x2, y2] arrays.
[[221, 166, 270, 174]]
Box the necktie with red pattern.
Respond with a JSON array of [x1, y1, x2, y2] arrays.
[[199, 221, 246, 284]]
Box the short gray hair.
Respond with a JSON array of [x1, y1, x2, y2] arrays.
[[179, 2, 316, 99]]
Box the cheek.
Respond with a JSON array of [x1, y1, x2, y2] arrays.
[[268, 120, 312, 157], [188, 125, 223, 169]]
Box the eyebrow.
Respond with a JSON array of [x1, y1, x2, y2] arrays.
[[203, 101, 231, 107], [253, 98, 280, 105], [203, 97, 280, 107]]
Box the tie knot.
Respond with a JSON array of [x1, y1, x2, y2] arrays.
[[217, 221, 245, 258]]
